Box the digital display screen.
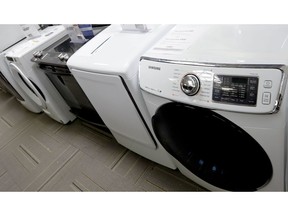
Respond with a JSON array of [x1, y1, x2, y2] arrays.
[[213, 75, 258, 106], [232, 77, 247, 84]]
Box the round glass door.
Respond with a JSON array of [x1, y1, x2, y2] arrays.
[[9, 62, 47, 109], [152, 102, 273, 191]]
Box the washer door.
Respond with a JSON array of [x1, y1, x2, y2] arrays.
[[9, 62, 47, 109], [152, 102, 273, 191]]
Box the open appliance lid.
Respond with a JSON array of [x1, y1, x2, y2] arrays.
[[5, 25, 67, 58], [67, 24, 175, 76]]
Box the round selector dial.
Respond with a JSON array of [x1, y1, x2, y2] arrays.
[[180, 74, 200, 96]]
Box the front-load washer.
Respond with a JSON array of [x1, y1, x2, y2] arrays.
[[0, 50, 43, 113], [67, 24, 176, 168], [5, 25, 76, 124], [0, 25, 42, 113], [139, 24, 288, 191]]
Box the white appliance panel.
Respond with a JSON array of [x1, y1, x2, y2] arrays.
[[71, 68, 156, 149], [0, 25, 25, 51]]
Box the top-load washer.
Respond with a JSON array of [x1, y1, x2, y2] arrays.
[[0, 25, 42, 113], [67, 24, 176, 168], [5, 25, 76, 124], [139, 24, 288, 191]]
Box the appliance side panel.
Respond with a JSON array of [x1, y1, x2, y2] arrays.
[[71, 69, 156, 149]]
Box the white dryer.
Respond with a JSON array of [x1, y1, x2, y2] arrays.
[[0, 25, 42, 113], [139, 25, 288, 191], [67, 24, 176, 168], [5, 25, 76, 124]]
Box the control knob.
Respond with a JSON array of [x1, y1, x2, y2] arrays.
[[63, 54, 69, 61], [58, 53, 65, 61], [32, 51, 38, 57], [180, 74, 200, 96], [37, 51, 43, 58], [33, 51, 43, 58]]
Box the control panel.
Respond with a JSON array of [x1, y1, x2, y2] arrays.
[[32, 50, 70, 62], [31, 50, 71, 67], [139, 59, 283, 113], [212, 75, 258, 106]]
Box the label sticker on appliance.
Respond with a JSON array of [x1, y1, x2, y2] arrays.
[[150, 25, 199, 55]]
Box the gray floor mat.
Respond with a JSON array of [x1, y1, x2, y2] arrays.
[[0, 90, 206, 191]]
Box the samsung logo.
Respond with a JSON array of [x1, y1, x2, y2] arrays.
[[148, 66, 161, 71]]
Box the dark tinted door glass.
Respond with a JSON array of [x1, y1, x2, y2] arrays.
[[152, 102, 272, 191]]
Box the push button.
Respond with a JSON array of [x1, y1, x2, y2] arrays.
[[262, 92, 271, 105], [263, 80, 272, 88]]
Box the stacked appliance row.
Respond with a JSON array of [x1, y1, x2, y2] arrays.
[[0, 24, 109, 129], [1, 24, 288, 191]]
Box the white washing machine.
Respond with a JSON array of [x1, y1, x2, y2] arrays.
[[139, 25, 288, 191], [0, 25, 42, 113], [67, 24, 176, 168], [5, 25, 76, 124]]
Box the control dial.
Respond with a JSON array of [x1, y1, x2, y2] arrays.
[[63, 54, 69, 61], [58, 53, 65, 61], [180, 74, 200, 96], [33, 50, 43, 58], [58, 53, 69, 61]]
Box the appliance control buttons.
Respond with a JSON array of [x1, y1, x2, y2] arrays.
[[33, 51, 38, 57], [263, 80, 272, 88], [37, 51, 43, 58], [180, 74, 200, 96], [58, 53, 69, 61], [262, 92, 271, 105], [63, 54, 69, 61], [58, 53, 65, 61], [33, 51, 43, 58]]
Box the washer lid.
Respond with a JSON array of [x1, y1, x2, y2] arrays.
[[67, 24, 174, 79]]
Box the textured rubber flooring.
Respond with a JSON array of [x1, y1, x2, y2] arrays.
[[0, 90, 206, 191]]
